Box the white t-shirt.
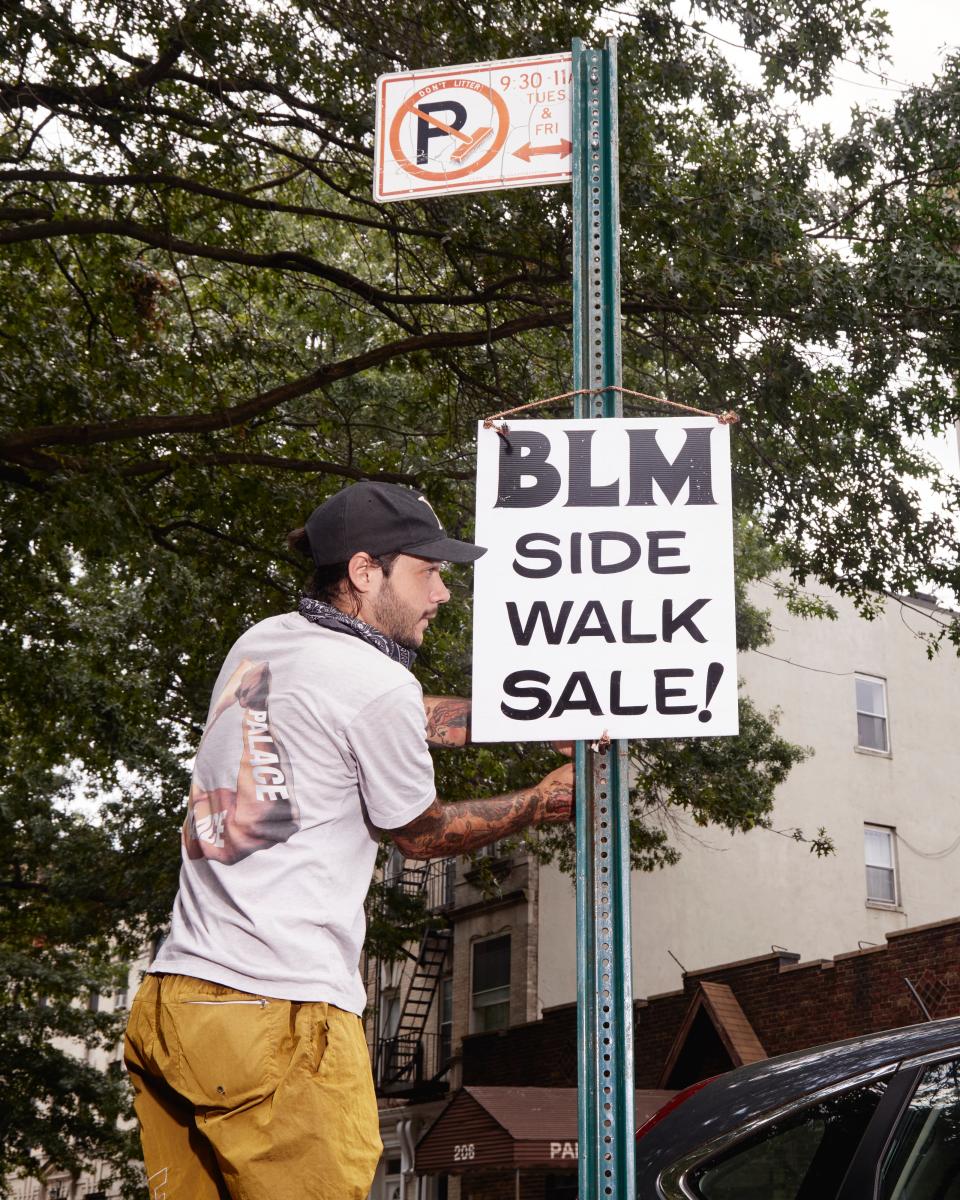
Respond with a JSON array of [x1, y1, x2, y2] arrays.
[[152, 612, 436, 1012]]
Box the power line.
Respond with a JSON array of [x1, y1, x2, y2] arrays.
[[898, 831, 960, 859], [750, 648, 857, 676], [599, 4, 942, 97]]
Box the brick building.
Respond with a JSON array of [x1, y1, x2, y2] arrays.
[[463, 916, 960, 1091], [413, 917, 960, 1196]]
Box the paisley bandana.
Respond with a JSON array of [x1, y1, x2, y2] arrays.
[[297, 597, 417, 670]]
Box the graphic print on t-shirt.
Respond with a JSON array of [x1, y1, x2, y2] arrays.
[[184, 658, 301, 865]]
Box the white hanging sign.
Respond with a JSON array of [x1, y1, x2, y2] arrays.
[[471, 418, 739, 742], [374, 53, 572, 202]]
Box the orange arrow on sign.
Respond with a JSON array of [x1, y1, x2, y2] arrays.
[[512, 139, 573, 162]]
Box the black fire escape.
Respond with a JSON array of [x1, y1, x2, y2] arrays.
[[373, 857, 455, 1098]]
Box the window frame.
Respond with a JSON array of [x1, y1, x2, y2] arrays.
[[380, 988, 401, 1039], [656, 1065, 899, 1200], [438, 975, 453, 1067], [864, 824, 900, 909], [470, 933, 511, 1034], [855, 673, 891, 755], [384, 844, 405, 885], [876, 1054, 960, 1197], [685, 1073, 890, 1199]]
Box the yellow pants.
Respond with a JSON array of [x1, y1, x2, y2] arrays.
[[124, 974, 382, 1200]]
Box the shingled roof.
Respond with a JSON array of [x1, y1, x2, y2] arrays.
[[658, 980, 767, 1088]]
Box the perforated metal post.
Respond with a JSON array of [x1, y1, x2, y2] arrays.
[[571, 35, 636, 1200]]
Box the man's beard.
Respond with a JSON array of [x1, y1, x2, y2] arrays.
[[370, 578, 428, 651]]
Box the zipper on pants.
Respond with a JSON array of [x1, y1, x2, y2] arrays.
[[182, 998, 269, 1007]]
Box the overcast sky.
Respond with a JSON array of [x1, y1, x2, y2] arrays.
[[807, 0, 960, 131], [692, 0, 960, 113], [684, 0, 960, 522], [815, 3, 960, 485]]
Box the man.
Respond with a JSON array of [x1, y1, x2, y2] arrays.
[[124, 481, 574, 1200]]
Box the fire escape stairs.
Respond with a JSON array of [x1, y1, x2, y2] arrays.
[[394, 925, 451, 1044], [378, 904, 452, 1090]]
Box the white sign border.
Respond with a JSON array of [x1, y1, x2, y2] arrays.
[[373, 52, 572, 202], [470, 417, 739, 743]]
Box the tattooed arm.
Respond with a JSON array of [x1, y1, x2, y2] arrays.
[[390, 764, 574, 860], [423, 694, 471, 748]]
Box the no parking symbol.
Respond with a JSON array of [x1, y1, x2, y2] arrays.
[[374, 53, 572, 201]]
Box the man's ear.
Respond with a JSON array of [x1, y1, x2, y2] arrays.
[[346, 551, 380, 596]]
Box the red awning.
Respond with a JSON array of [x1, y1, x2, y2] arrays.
[[415, 1086, 676, 1174]]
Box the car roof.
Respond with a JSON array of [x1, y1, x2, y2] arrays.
[[636, 1015, 960, 1180]]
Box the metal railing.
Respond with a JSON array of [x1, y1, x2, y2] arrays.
[[382, 856, 455, 913], [376, 1031, 450, 1091]]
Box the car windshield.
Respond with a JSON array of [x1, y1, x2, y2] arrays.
[[687, 1078, 888, 1200]]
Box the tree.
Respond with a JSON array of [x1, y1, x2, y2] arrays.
[[2, 0, 955, 1187]]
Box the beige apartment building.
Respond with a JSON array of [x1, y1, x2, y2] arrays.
[[365, 585, 960, 1200]]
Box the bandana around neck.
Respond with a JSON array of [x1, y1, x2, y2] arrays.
[[297, 597, 417, 670]]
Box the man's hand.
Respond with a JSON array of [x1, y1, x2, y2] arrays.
[[533, 763, 574, 824], [550, 740, 574, 757]]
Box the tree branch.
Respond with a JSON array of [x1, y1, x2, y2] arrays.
[[0, 77, 367, 158], [0, 167, 446, 240], [803, 166, 958, 238], [118, 452, 421, 483], [0, 309, 569, 456], [0, 216, 553, 313]]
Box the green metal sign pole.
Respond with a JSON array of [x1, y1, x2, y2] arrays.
[[571, 35, 636, 1200]]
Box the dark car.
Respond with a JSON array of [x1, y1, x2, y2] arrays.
[[635, 1015, 960, 1199]]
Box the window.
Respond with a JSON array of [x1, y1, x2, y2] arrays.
[[865, 825, 898, 905], [880, 1058, 960, 1198], [856, 675, 889, 752], [472, 935, 511, 1033], [381, 991, 401, 1039], [442, 856, 456, 907], [385, 845, 405, 885], [383, 1156, 402, 1200], [690, 1078, 887, 1199], [439, 977, 453, 1067]]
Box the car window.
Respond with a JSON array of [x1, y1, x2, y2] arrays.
[[879, 1058, 960, 1199], [689, 1079, 887, 1200]]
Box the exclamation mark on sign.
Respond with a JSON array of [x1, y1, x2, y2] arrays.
[[698, 663, 724, 723]]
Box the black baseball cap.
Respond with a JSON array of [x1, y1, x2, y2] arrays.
[[304, 482, 487, 566]]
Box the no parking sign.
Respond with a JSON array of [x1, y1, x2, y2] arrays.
[[374, 53, 572, 201]]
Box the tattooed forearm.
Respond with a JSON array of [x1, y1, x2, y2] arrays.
[[392, 792, 537, 858], [423, 695, 471, 748], [391, 769, 574, 860]]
